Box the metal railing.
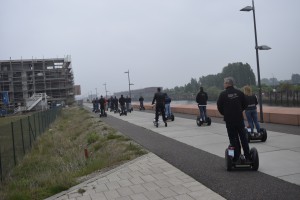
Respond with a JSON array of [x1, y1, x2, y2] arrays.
[[0, 107, 62, 182]]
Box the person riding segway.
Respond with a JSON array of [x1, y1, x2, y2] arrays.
[[196, 87, 211, 126], [217, 77, 259, 171]]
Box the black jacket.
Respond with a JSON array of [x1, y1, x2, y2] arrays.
[[196, 91, 208, 105], [139, 97, 144, 102], [217, 86, 247, 123], [119, 96, 126, 106], [152, 91, 166, 106], [245, 95, 258, 110]]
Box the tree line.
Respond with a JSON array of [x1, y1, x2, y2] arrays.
[[164, 62, 300, 102]]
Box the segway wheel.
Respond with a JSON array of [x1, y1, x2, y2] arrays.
[[206, 117, 211, 126], [225, 149, 232, 171], [250, 147, 259, 171], [99, 114, 102, 118], [171, 114, 175, 121], [261, 128, 267, 142], [196, 116, 201, 126]]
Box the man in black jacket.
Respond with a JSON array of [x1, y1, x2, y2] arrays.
[[196, 87, 208, 122], [119, 95, 126, 115], [152, 87, 167, 127], [217, 77, 250, 161]]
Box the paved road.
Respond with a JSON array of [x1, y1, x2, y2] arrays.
[[98, 107, 300, 200]]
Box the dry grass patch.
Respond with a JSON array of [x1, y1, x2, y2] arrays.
[[0, 106, 147, 200]]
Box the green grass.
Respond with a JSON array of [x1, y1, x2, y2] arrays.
[[0, 106, 147, 200]]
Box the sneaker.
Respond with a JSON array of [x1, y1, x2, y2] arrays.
[[250, 132, 255, 137]]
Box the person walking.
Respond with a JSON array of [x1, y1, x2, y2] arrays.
[[196, 87, 208, 122], [217, 77, 250, 161], [152, 87, 167, 127]]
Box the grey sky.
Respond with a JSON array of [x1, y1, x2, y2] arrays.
[[1, 0, 299, 97]]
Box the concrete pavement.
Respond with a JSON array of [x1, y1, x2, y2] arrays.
[[47, 104, 300, 199], [108, 109, 300, 186]]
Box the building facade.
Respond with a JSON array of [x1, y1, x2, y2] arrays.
[[0, 56, 74, 110]]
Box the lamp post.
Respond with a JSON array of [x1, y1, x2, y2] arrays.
[[103, 83, 109, 98], [240, 0, 271, 123], [124, 70, 134, 98]]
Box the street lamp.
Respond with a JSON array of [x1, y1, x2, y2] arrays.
[[103, 83, 109, 98], [240, 0, 271, 123], [124, 70, 134, 98]]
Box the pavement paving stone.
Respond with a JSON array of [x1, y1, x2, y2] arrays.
[[47, 152, 226, 200]]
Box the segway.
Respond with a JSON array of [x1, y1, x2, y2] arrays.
[[225, 145, 259, 171], [245, 127, 267, 142], [166, 113, 175, 121], [196, 116, 211, 126], [139, 105, 145, 111], [120, 105, 127, 116], [99, 110, 107, 117], [153, 118, 167, 128], [153, 119, 160, 127]]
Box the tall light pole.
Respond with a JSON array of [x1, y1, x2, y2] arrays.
[[124, 70, 134, 98], [103, 83, 109, 98], [240, 0, 271, 123]]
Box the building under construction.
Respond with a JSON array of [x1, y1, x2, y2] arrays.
[[0, 56, 74, 112]]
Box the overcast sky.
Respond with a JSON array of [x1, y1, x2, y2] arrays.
[[1, 0, 299, 97]]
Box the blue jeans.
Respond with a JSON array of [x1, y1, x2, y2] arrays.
[[165, 104, 171, 117], [198, 105, 207, 121], [245, 109, 260, 133]]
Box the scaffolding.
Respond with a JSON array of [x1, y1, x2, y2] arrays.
[[0, 56, 74, 111]]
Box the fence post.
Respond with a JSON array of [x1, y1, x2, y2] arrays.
[[38, 112, 41, 135], [28, 116, 35, 141], [11, 122, 17, 166], [20, 119, 25, 155], [28, 117, 32, 147], [0, 147, 3, 182], [33, 114, 37, 138]]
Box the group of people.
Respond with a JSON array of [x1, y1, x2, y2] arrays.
[[94, 77, 260, 162], [92, 95, 133, 115], [195, 77, 260, 162], [92, 96, 106, 115]]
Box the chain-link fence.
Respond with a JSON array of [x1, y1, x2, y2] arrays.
[[0, 107, 62, 182]]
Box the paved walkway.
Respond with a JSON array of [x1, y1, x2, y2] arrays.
[[108, 109, 300, 186], [47, 153, 224, 200], [47, 104, 300, 200]]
